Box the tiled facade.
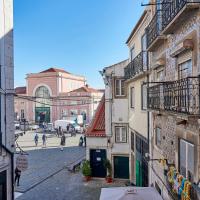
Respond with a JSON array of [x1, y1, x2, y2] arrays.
[[147, 1, 200, 199]]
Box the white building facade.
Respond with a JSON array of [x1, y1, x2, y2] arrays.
[[0, 0, 15, 199], [103, 60, 131, 180]]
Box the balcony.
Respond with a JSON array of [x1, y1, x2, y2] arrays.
[[162, 0, 200, 34], [147, 77, 200, 116], [146, 11, 166, 51], [124, 51, 148, 80]]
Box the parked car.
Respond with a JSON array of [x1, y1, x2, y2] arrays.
[[54, 120, 81, 133]]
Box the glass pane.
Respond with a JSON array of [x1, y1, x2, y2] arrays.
[[187, 143, 194, 181], [121, 127, 126, 142], [115, 127, 120, 142], [180, 140, 187, 177], [142, 85, 147, 109], [115, 80, 120, 95], [121, 80, 125, 96], [131, 87, 134, 108]]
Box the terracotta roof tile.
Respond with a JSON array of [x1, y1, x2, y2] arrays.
[[15, 87, 26, 94], [70, 86, 102, 93], [40, 67, 70, 74], [86, 95, 106, 137]]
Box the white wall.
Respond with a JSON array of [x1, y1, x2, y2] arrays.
[[86, 137, 107, 160]]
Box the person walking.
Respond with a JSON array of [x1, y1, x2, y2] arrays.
[[84, 135, 86, 147], [42, 133, 47, 147], [79, 136, 83, 147], [15, 167, 21, 186], [60, 134, 65, 151], [34, 133, 39, 146], [66, 124, 69, 133], [58, 126, 62, 137]]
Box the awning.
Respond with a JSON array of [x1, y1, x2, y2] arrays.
[[99, 187, 163, 200]]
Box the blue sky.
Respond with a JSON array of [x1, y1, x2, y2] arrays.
[[14, 0, 144, 88]]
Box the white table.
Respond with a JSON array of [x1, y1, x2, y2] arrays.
[[99, 187, 163, 200]]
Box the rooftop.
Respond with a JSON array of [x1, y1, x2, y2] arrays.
[[86, 95, 105, 137], [15, 86, 26, 94], [40, 67, 70, 74], [69, 85, 104, 93]]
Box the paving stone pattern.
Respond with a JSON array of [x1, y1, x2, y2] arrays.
[[17, 169, 126, 200], [15, 146, 85, 193]]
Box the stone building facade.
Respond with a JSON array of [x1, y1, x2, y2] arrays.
[[146, 1, 200, 199], [0, 0, 15, 199], [103, 60, 131, 180]]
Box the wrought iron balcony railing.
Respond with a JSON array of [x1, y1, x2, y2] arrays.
[[162, 0, 198, 29], [124, 51, 148, 80], [147, 77, 200, 115], [146, 11, 163, 49]]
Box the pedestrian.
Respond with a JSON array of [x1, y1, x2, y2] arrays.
[[66, 124, 69, 133], [84, 135, 86, 147], [34, 133, 39, 146], [42, 133, 47, 147], [60, 134, 65, 151], [15, 167, 21, 186], [58, 126, 62, 137], [79, 136, 83, 147]]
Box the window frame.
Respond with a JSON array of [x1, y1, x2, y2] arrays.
[[179, 138, 194, 182], [131, 132, 134, 151], [178, 59, 192, 80], [130, 87, 135, 109], [115, 126, 127, 143], [155, 127, 161, 147], [21, 109, 25, 119], [141, 83, 147, 110], [115, 79, 125, 97]]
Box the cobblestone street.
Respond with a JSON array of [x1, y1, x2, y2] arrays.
[[14, 131, 126, 200], [16, 169, 126, 200]]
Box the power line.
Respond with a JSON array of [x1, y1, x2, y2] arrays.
[[15, 95, 101, 107]]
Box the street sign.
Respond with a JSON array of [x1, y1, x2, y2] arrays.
[[16, 154, 28, 171]]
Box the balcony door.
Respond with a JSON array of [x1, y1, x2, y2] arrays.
[[141, 34, 147, 70], [156, 0, 163, 32]]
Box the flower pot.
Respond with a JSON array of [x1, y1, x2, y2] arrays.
[[84, 176, 91, 182], [106, 176, 113, 183]]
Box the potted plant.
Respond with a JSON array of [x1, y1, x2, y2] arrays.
[[81, 160, 92, 181], [104, 159, 113, 183]]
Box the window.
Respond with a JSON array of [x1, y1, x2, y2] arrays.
[[115, 126, 127, 143], [156, 69, 164, 81], [130, 87, 135, 108], [131, 132, 134, 151], [155, 127, 161, 147], [178, 59, 192, 79], [115, 79, 125, 96], [141, 84, 147, 110], [21, 109, 25, 119], [130, 46, 135, 61], [179, 139, 194, 182]]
